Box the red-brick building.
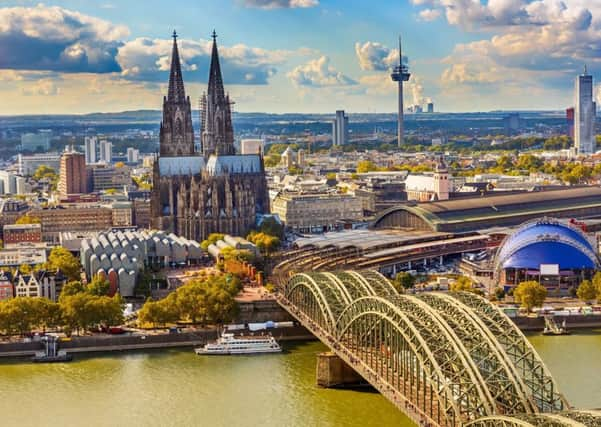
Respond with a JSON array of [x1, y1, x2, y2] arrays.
[[3, 223, 42, 245]]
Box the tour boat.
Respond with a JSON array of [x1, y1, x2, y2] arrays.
[[195, 332, 282, 355]]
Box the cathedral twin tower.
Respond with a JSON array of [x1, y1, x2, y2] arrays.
[[150, 31, 268, 241]]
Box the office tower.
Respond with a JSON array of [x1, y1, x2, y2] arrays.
[[504, 113, 521, 135], [99, 140, 113, 164], [126, 147, 140, 163], [332, 110, 349, 146], [84, 136, 97, 164], [58, 149, 87, 195], [427, 102, 434, 113], [390, 36, 410, 147], [574, 67, 596, 155], [566, 107, 575, 139]]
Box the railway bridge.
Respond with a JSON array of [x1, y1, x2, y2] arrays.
[[276, 270, 601, 427]]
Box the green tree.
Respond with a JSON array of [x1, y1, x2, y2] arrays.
[[494, 287, 506, 300], [514, 281, 547, 312], [577, 279, 597, 302], [60, 281, 86, 299], [45, 247, 81, 281], [138, 297, 179, 328], [87, 275, 110, 296], [356, 160, 379, 173], [450, 276, 475, 292], [393, 272, 415, 291], [15, 214, 41, 225], [32, 165, 57, 182], [592, 272, 601, 298]]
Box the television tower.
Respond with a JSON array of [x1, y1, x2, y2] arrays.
[[390, 35, 410, 147]]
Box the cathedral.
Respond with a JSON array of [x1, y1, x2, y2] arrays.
[[150, 31, 269, 241]]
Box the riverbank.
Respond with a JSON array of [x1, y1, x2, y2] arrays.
[[0, 325, 315, 359]]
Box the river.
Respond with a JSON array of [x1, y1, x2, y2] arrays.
[[0, 332, 600, 427]]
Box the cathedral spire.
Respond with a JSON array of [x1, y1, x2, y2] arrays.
[[201, 30, 235, 157], [168, 30, 186, 103], [208, 30, 226, 101], [159, 30, 195, 157]]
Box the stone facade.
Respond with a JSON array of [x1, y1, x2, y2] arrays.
[[151, 32, 268, 241]]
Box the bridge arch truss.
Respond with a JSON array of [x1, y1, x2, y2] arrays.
[[279, 270, 572, 427]]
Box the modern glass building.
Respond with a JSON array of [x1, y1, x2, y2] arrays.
[[574, 68, 596, 155]]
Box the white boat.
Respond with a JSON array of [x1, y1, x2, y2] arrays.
[[195, 332, 282, 355]]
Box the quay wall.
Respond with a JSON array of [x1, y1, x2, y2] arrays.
[[0, 326, 314, 359]]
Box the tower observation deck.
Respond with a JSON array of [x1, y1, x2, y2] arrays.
[[391, 36, 410, 148]]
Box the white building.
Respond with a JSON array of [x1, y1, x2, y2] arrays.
[[99, 140, 113, 164], [0, 171, 26, 195], [18, 153, 61, 176], [332, 110, 349, 146], [240, 139, 263, 155], [126, 147, 140, 163], [575, 68, 596, 155], [85, 136, 97, 164], [405, 159, 450, 202]]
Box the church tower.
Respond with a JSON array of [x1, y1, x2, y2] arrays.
[[201, 31, 235, 157], [159, 31, 195, 157]]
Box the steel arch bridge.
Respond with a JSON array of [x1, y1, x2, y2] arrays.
[[277, 270, 601, 427]]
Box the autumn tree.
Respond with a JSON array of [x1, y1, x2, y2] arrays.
[[514, 281, 547, 312], [87, 275, 110, 296], [15, 214, 41, 225], [45, 247, 81, 281], [577, 279, 597, 302], [450, 276, 475, 292], [393, 272, 415, 292]]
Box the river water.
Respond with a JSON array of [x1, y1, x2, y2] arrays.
[[0, 332, 600, 427]]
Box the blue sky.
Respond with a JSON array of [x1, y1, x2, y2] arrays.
[[0, 0, 600, 114]]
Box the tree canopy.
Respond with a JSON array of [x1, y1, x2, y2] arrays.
[[44, 247, 81, 281], [138, 274, 241, 328], [514, 281, 547, 312]]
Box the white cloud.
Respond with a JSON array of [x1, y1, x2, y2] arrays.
[[418, 8, 441, 21], [0, 4, 128, 73], [355, 41, 401, 71], [287, 56, 356, 86], [241, 0, 318, 9], [117, 37, 288, 85]]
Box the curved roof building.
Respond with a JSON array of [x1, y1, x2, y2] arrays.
[[494, 219, 599, 288]]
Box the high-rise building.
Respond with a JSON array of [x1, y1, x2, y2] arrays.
[[0, 171, 25, 195], [99, 140, 113, 164], [332, 110, 349, 146], [85, 136, 97, 164], [566, 107, 575, 139], [126, 147, 140, 163], [504, 113, 521, 135], [427, 102, 434, 113], [574, 67, 596, 155], [58, 149, 88, 196]]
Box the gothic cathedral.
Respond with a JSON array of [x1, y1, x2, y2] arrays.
[[150, 31, 269, 241]]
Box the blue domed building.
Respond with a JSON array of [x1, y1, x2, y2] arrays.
[[495, 219, 600, 292]]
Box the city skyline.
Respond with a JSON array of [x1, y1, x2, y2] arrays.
[[1, 0, 601, 115]]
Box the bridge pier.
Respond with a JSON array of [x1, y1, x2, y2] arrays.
[[316, 352, 364, 388]]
